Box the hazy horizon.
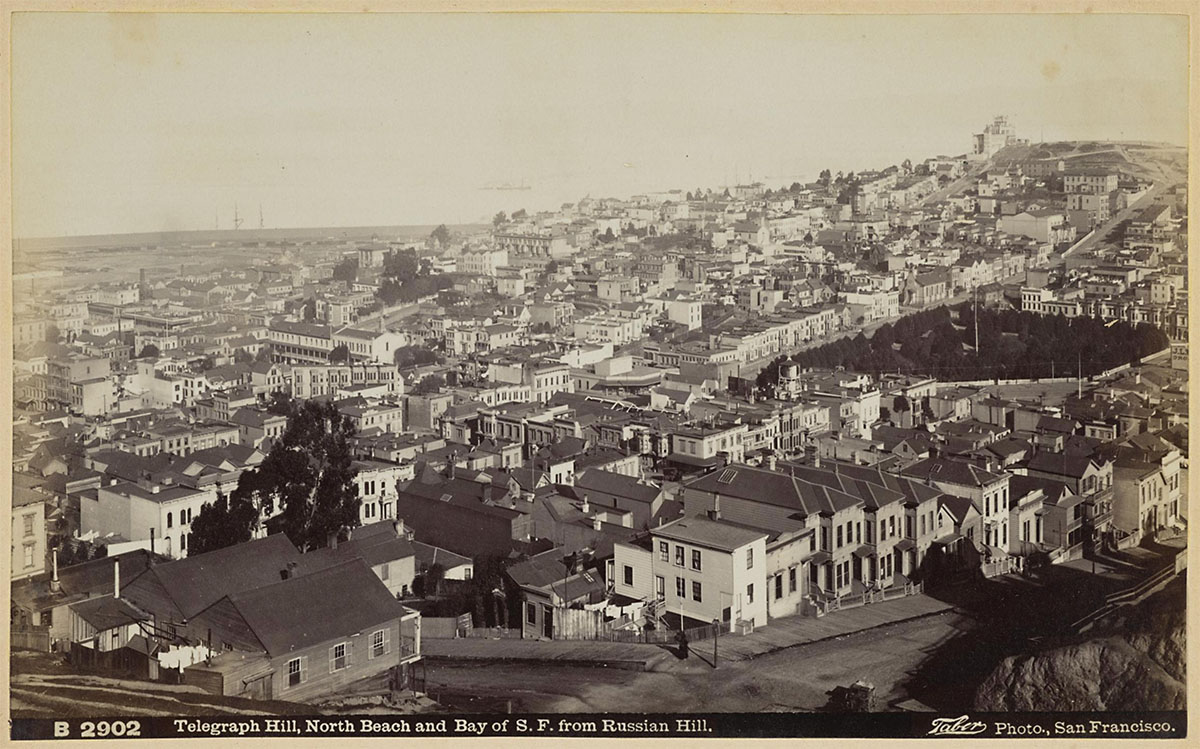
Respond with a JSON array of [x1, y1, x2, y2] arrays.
[[13, 13, 1189, 239]]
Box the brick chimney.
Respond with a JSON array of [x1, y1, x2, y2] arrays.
[[593, 516, 602, 532], [581, 494, 590, 514]]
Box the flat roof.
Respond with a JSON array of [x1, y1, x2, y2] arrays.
[[653, 516, 766, 552]]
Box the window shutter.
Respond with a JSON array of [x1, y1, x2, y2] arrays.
[[347, 641, 353, 667], [301, 656, 308, 683], [329, 646, 336, 673], [384, 628, 391, 655], [368, 634, 376, 660]]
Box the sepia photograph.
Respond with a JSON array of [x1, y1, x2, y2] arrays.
[[4, 5, 1191, 741]]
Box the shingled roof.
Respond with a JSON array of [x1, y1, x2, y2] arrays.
[[122, 533, 303, 621], [213, 559, 407, 658], [685, 463, 863, 517], [901, 457, 1007, 488]]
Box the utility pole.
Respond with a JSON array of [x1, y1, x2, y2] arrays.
[[712, 618, 720, 669], [1078, 352, 1082, 400], [974, 285, 979, 354]]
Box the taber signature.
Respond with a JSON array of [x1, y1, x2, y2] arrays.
[[927, 716, 988, 736]]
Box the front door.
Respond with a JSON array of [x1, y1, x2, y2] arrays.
[[542, 605, 553, 639]]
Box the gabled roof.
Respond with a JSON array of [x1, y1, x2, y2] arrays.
[[1008, 474, 1076, 509], [411, 541, 472, 572], [1024, 451, 1099, 479], [122, 534, 303, 621], [939, 495, 979, 525], [985, 437, 1032, 460], [507, 549, 572, 589], [216, 559, 406, 658], [901, 457, 1006, 488], [574, 469, 661, 505], [300, 524, 415, 572], [685, 463, 864, 517]]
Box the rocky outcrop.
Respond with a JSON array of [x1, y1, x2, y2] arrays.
[[974, 586, 1185, 711]]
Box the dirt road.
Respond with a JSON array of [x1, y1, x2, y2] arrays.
[[423, 610, 968, 713]]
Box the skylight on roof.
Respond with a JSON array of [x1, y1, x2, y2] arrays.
[[439, 493, 453, 502], [717, 469, 738, 484]]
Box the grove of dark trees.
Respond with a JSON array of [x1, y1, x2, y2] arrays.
[[759, 304, 1169, 386]]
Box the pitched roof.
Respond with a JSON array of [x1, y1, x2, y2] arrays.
[[69, 595, 148, 632], [1024, 451, 1098, 479], [411, 541, 472, 572], [901, 457, 1006, 488], [506, 549, 572, 589], [939, 495, 978, 524], [686, 463, 866, 517], [11, 549, 159, 613], [300, 524, 415, 571], [218, 559, 406, 658], [1008, 474, 1076, 508], [122, 534, 302, 620], [574, 469, 661, 504]]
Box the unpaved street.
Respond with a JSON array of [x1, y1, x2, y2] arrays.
[[424, 610, 968, 713]]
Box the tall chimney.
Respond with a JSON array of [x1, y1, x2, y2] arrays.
[[113, 558, 121, 598], [813, 452, 821, 469], [150, 527, 156, 555], [766, 454, 777, 471], [50, 549, 61, 593], [581, 494, 590, 514], [709, 493, 722, 521], [593, 516, 602, 532]]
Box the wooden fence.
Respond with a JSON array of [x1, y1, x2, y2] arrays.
[[982, 557, 1017, 579], [818, 581, 923, 616], [598, 620, 726, 644], [11, 626, 50, 652], [461, 627, 522, 640], [1070, 553, 1183, 633]]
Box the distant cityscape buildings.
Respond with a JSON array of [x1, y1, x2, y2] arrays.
[[9, 115, 1188, 715]]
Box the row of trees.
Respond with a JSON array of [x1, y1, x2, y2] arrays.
[[190, 401, 361, 555], [763, 305, 1170, 383]]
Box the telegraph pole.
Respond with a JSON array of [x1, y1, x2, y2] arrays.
[[974, 284, 979, 354], [712, 618, 720, 669]]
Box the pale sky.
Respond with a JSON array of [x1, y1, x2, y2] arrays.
[[12, 12, 1189, 238]]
